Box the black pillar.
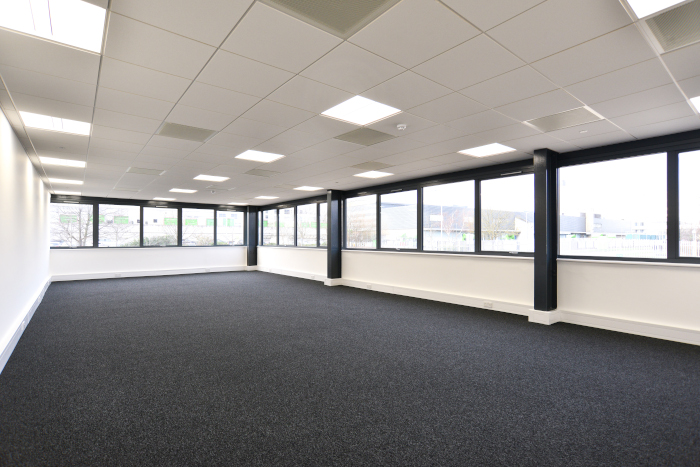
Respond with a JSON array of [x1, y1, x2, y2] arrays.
[[667, 151, 680, 260], [534, 149, 558, 311], [327, 190, 343, 279], [247, 207, 258, 266]]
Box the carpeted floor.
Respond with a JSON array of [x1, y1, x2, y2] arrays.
[[0, 272, 698, 466]]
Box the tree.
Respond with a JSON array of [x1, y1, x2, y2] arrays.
[[50, 204, 93, 247], [481, 209, 515, 241], [99, 206, 140, 246]]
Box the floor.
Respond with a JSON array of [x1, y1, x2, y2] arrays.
[[1, 272, 698, 466]]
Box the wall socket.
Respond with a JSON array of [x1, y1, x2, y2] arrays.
[[483, 301, 493, 309]]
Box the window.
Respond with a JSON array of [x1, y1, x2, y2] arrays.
[[182, 208, 214, 246], [50, 203, 93, 247], [319, 202, 328, 247], [679, 150, 699, 257], [98, 204, 140, 247], [481, 175, 534, 253], [423, 181, 475, 252], [143, 207, 178, 246], [559, 153, 666, 258], [217, 211, 245, 246], [346, 195, 376, 249], [297, 204, 318, 247], [279, 208, 295, 246], [380, 191, 417, 249], [262, 209, 277, 246]]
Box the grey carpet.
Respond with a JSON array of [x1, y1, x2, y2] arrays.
[[0, 272, 698, 466]]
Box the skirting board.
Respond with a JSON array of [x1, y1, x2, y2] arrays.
[[257, 266, 326, 282], [52, 266, 249, 282], [0, 278, 51, 375]]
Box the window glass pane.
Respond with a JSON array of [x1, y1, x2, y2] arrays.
[[559, 153, 666, 258], [99, 204, 140, 247], [319, 202, 328, 247], [423, 181, 475, 252], [143, 207, 178, 246], [346, 195, 376, 249], [182, 208, 214, 246], [279, 208, 295, 246], [297, 204, 318, 247], [481, 175, 534, 253], [217, 211, 245, 245], [381, 190, 417, 249], [262, 209, 277, 246], [50, 203, 93, 247], [679, 151, 699, 257]]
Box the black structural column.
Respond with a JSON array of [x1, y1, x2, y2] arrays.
[[534, 149, 559, 311], [247, 207, 258, 267], [327, 190, 343, 279]]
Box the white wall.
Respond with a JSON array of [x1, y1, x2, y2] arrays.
[[341, 250, 533, 314], [257, 247, 326, 280], [558, 259, 700, 332], [0, 110, 50, 371], [51, 246, 247, 281]]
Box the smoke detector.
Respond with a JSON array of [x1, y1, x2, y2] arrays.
[[397, 124, 407, 131]]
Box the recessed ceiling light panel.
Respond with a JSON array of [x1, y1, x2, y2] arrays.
[[627, 0, 686, 18], [255, 196, 279, 199], [194, 174, 230, 182], [49, 178, 83, 185], [54, 190, 81, 195], [153, 197, 176, 201], [459, 143, 516, 158], [690, 96, 700, 111], [39, 156, 86, 168], [170, 188, 197, 193], [294, 186, 324, 191], [20, 111, 90, 136], [354, 171, 393, 179], [0, 0, 106, 52], [322, 96, 401, 126], [236, 150, 285, 163], [228, 202, 248, 205]]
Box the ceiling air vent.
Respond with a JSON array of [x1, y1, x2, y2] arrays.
[[526, 107, 602, 133], [646, 0, 700, 52], [260, 0, 401, 39], [245, 169, 280, 177], [351, 161, 392, 171], [127, 167, 165, 176], [335, 128, 395, 146], [157, 122, 217, 142]]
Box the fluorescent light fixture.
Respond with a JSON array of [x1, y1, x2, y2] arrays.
[[459, 143, 516, 158], [20, 111, 90, 136], [54, 190, 81, 195], [294, 186, 323, 191], [49, 178, 83, 185], [690, 96, 700, 111], [626, 0, 685, 18], [255, 196, 279, 199], [235, 150, 285, 163], [194, 174, 230, 182], [228, 202, 248, 205], [39, 156, 86, 168], [153, 197, 176, 201], [169, 188, 197, 193], [0, 0, 106, 52], [322, 96, 401, 126], [354, 171, 393, 179]]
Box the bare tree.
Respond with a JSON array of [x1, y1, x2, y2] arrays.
[[481, 209, 515, 241], [50, 204, 93, 247]]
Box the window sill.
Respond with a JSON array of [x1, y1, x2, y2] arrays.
[[342, 249, 534, 260], [558, 258, 700, 268]]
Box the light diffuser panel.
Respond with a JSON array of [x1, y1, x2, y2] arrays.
[[20, 112, 90, 136], [627, 0, 685, 18], [322, 96, 401, 126]]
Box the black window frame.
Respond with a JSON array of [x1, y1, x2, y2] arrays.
[[257, 195, 326, 249]]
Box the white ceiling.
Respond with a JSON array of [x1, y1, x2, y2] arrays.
[[1, 0, 699, 205]]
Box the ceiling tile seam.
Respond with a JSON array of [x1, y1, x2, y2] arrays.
[[108, 12, 228, 48]]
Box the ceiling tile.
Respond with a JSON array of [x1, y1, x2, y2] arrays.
[[197, 50, 294, 98], [408, 93, 487, 123], [0, 28, 101, 84], [459, 66, 557, 108], [241, 100, 315, 128], [590, 84, 687, 119], [294, 139, 364, 158], [99, 58, 191, 102], [348, 0, 479, 69], [205, 132, 264, 153], [610, 102, 695, 129], [267, 76, 353, 113], [544, 119, 621, 142], [662, 42, 700, 82], [140, 145, 192, 160], [221, 2, 341, 73], [568, 130, 634, 150], [27, 129, 89, 155], [292, 116, 359, 139], [111, 0, 253, 46], [95, 87, 174, 120], [300, 42, 405, 94], [678, 76, 700, 99], [502, 133, 578, 154], [487, 0, 631, 63], [441, 0, 545, 31], [93, 108, 162, 134], [361, 71, 451, 110], [531, 25, 656, 87], [367, 113, 437, 137], [222, 118, 287, 140], [105, 13, 215, 79], [626, 116, 700, 140], [148, 136, 203, 152], [179, 82, 260, 117], [0, 65, 96, 107], [496, 90, 582, 122], [413, 34, 524, 90], [254, 130, 326, 155], [88, 145, 141, 159], [566, 59, 672, 105], [404, 124, 469, 144], [91, 125, 152, 145], [446, 110, 520, 134], [166, 104, 236, 131], [11, 93, 93, 122]]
